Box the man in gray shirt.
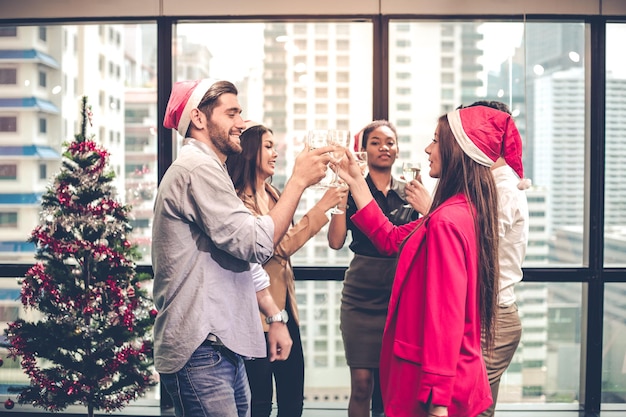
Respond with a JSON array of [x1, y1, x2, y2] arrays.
[[152, 79, 334, 416]]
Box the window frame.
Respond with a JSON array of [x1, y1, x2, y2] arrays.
[[0, 13, 621, 416]]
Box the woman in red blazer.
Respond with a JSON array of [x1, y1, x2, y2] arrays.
[[338, 106, 524, 417]]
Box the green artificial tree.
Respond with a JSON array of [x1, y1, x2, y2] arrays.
[[4, 96, 157, 417]]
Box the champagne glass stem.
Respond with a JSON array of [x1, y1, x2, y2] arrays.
[[333, 166, 340, 185], [329, 168, 344, 214]]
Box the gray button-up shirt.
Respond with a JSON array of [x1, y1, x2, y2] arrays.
[[152, 139, 275, 374]]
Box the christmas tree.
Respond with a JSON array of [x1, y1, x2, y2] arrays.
[[4, 96, 157, 417]]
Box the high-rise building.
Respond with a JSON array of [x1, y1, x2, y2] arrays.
[[262, 22, 373, 400], [0, 26, 63, 262]]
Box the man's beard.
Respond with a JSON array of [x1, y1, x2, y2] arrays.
[[207, 123, 242, 156]]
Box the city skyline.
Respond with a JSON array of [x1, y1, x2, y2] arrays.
[[1, 20, 625, 409]]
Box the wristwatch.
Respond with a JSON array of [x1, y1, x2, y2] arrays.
[[266, 309, 289, 324]]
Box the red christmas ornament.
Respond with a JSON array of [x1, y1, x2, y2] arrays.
[[4, 398, 14, 409]]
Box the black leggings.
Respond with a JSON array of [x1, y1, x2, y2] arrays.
[[245, 315, 304, 417]]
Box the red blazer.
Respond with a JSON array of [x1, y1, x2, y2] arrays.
[[351, 194, 492, 417]]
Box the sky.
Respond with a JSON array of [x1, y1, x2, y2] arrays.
[[177, 23, 265, 81], [178, 21, 626, 79], [478, 22, 525, 72], [606, 24, 626, 77]]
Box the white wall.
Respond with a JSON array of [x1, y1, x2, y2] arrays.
[[0, 0, 625, 20]]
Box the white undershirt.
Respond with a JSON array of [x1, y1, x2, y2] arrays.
[[493, 165, 529, 306]]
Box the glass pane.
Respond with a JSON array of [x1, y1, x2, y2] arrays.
[[0, 22, 159, 409], [0, 279, 29, 391], [387, 20, 587, 267], [295, 279, 583, 410], [604, 23, 626, 267], [0, 23, 158, 266], [174, 21, 374, 267], [603, 283, 626, 404], [296, 280, 349, 407], [497, 282, 582, 405]]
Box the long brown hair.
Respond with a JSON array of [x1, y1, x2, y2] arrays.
[[225, 124, 273, 212], [429, 114, 500, 350]]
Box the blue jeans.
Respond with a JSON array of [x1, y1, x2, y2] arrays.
[[161, 342, 251, 417]]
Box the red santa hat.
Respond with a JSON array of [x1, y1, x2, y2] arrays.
[[163, 78, 217, 137], [353, 129, 364, 152], [447, 106, 525, 181]]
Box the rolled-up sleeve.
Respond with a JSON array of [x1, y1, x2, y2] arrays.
[[185, 157, 274, 264]]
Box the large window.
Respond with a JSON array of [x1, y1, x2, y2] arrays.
[[0, 22, 160, 408], [0, 10, 624, 416], [387, 19, 588, 408]]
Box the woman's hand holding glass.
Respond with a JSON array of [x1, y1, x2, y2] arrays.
[[334, 150, 375, 211], [352, 151, 368, 176], [401, 161, 422, 208], [317, 185, 350, 215], [400, 160, 433, 215], [335, 149, 367, 188], [328, 130, 350, 185], [404, 174, 433, 216]]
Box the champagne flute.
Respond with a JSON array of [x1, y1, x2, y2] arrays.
[[401, 161, 421, 208], [307, 129, 329, 150], [328, 129, 350, 214], [328, 129, 350, 187], [307, 129, 332, 188], [353, 151, 368, 176], [402, 161, 421, 181]]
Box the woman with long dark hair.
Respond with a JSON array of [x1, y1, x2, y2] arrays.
[[226, 123, 347, 417], [337, 106, 522, 416]]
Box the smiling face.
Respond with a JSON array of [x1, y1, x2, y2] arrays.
[[364, 125, 398, 171], [257, 131, 278, 180], [204, 93, 246, 159], [425, 126, 441, 178]]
